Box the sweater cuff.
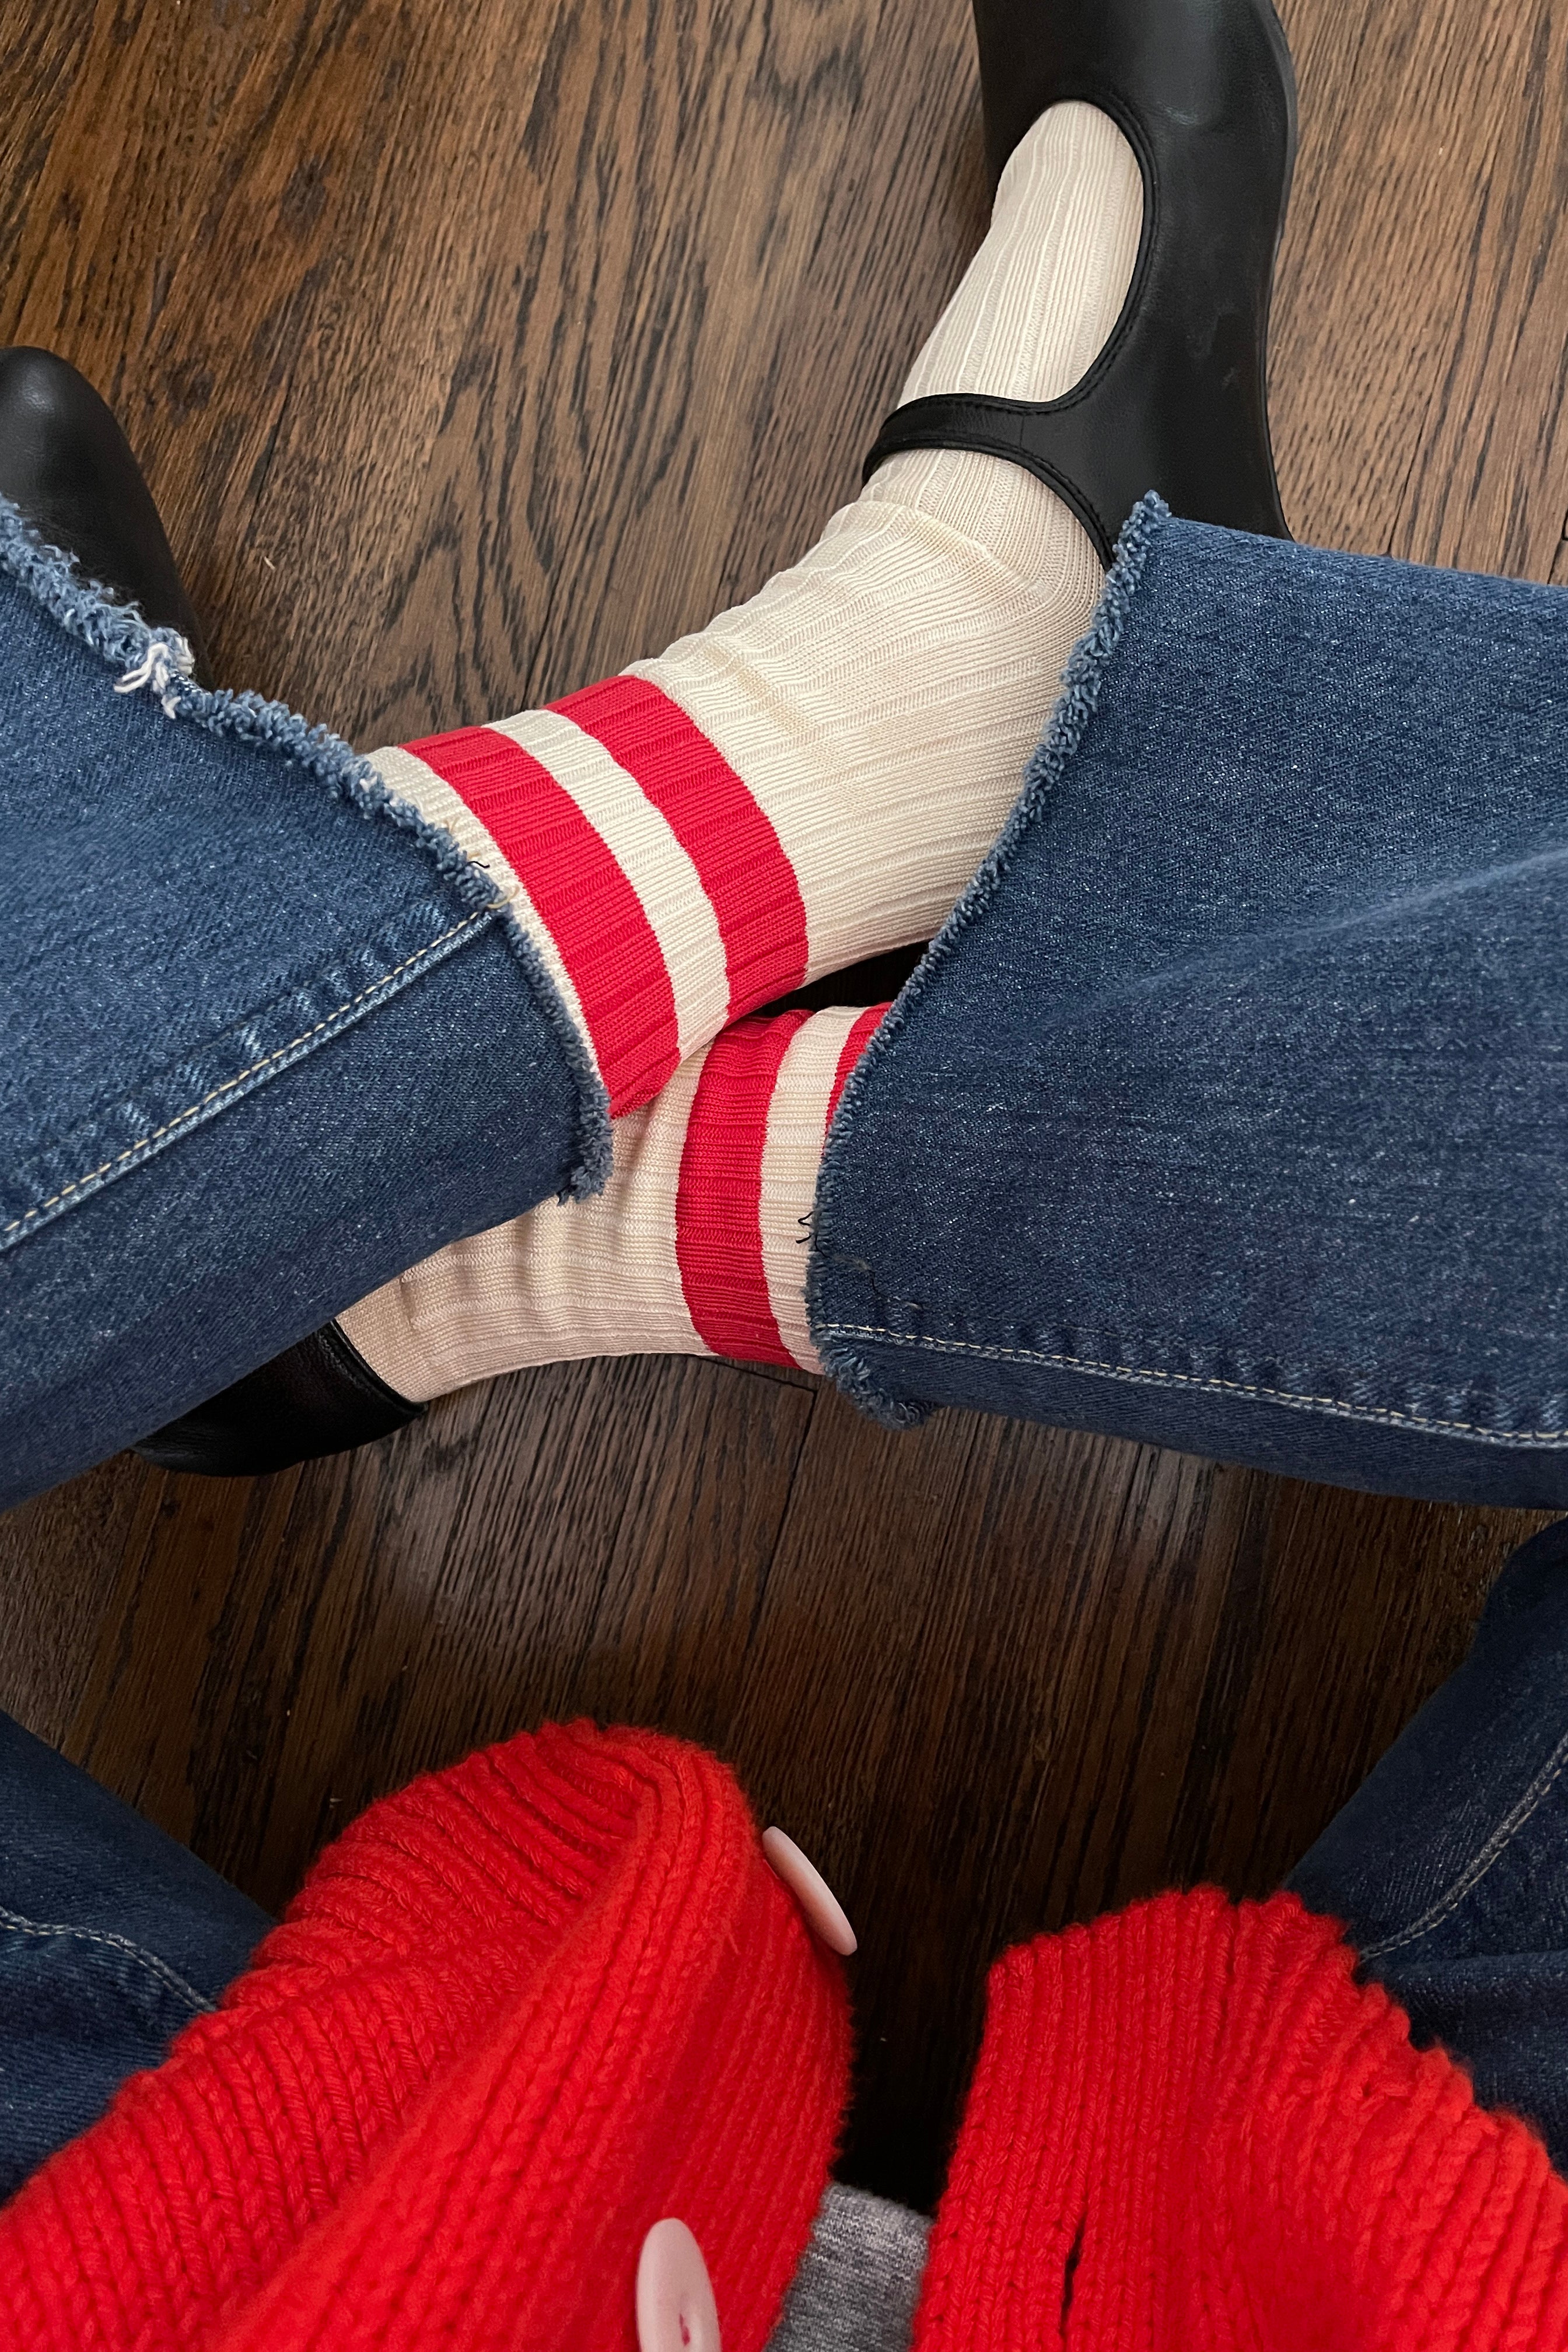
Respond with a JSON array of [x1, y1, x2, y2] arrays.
[[913, 1886, 1568, 2352]]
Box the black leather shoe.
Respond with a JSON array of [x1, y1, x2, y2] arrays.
[[137, 1322, 422, 1477], [0, 345, 423, 1479], [861, 0, 1297, 564], [0, 347, 214, 679]]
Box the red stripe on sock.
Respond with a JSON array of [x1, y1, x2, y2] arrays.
[[404, 724, 681, 1115], [551, 675, 811, 1017], [826, 1005, 890, 1129], [676, 1012, 812, 1366]]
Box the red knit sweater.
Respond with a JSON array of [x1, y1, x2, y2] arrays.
[[2, 1723, 1564, 2350]]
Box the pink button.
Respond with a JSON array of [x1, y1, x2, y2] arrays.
[[761, 1826, 858, 1956], [637, 2218, 720, 2352]]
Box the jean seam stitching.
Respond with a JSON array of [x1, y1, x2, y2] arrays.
[[2, 911, 488, 1244], [1357, 1726, 1568, 1959], [0, 1903, 214, 2016], [817, 1323, 1568, 1445]]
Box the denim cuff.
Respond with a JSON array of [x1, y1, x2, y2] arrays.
[[0, 501, 608, 1503], [811, 500, 1568, 1506]]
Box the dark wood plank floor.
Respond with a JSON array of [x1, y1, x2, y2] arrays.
[[2, 0, 1566, 2210]]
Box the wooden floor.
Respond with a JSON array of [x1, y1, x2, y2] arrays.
[[2, 0, 1566, 2211]]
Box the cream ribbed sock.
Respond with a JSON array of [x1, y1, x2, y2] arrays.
[[338, 1005, 887, 1397], [372, 104, 1142, 1121]]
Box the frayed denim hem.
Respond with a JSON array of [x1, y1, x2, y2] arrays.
[[905, 492, 1169, 996], [0, 496, 611, 1203], [810, 1323, 1568, 1507], [814, 1330, 932, 1431], [806, 495, 1169, 1425]]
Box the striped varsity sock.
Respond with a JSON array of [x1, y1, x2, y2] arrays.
[[372, 104, 1142, 1118], [337, 1005, 888, 1395]]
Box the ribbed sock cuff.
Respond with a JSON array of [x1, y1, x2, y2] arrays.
[[340, 1003, 888, 1398], [377, 677, 808, 1117]]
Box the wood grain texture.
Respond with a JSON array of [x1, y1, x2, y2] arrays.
[[1, 0, 1566, 2211]]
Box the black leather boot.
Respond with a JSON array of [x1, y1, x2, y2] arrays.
[[0, 346, 214, 676], [862, 0, 1297, 563], [0, 345, 422, 1479]]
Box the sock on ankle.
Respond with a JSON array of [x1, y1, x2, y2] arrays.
[[338, 1005, 888, 1398], [372, 104, 1142, 1118]]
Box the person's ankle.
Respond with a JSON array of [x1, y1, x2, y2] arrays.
[[863, 447, 1104, 590]]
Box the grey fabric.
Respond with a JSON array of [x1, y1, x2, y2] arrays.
[[768, 2183, 930, 2352]]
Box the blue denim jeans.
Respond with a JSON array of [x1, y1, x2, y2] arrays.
[[6, 1519, 1568, 2200], [1289, 1512, 1568, 2163], [814, 501, 1568, 1504], [0, 502, 607, 1511], [9, 492, 1568, 1507], [0, 1712, 269, 2202]]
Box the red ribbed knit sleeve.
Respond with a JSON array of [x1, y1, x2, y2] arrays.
[[7, 1745, 1567, 2351], [0, 1724, 849, 2352], [913, 1887, 1568, 2352]]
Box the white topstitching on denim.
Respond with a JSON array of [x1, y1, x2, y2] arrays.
[[0, 1903, 214, 2015], [818, 1323, 1568, 1444]]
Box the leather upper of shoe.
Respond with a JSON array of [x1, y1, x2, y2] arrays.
[[0, 346, 214, 680], [863, 0, 1298, 562], [136, 1324, 422, 1478]]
